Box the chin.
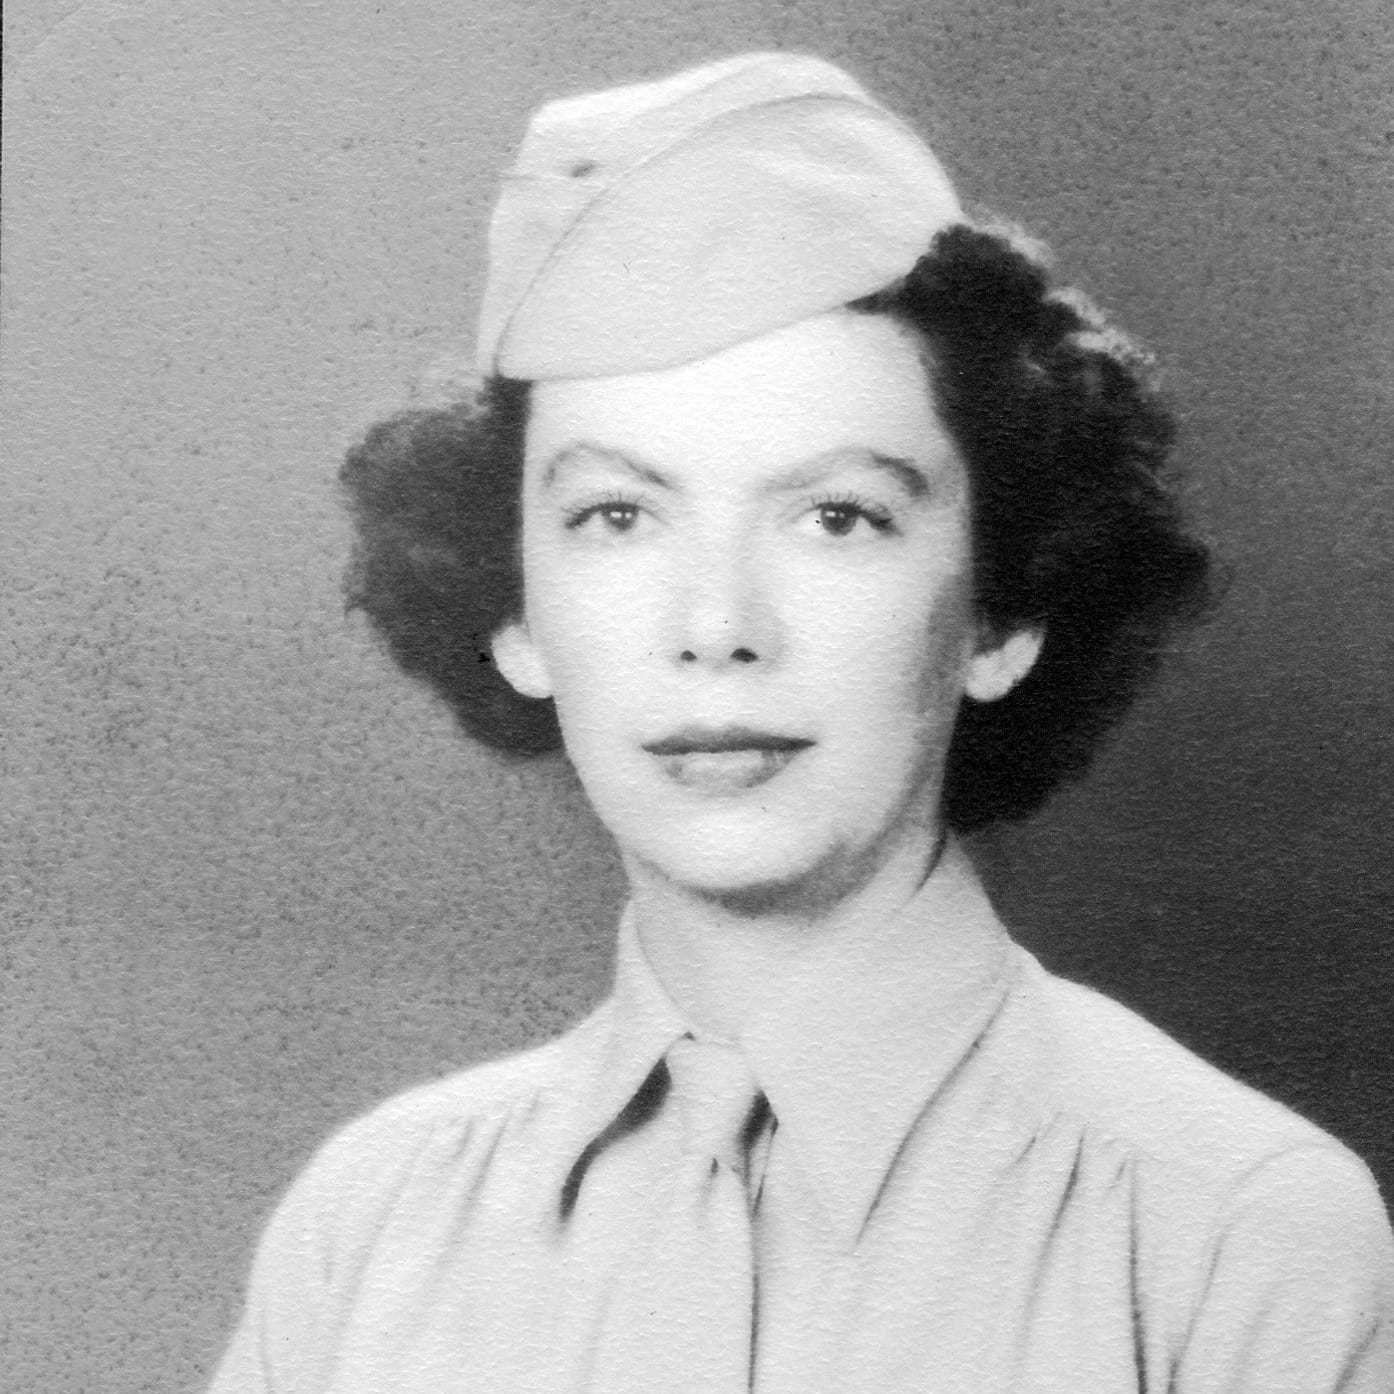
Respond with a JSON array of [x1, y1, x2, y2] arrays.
[[580, 745, 932, 907], [619, 806, 863, 910]]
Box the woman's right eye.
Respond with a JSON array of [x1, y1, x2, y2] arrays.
[[565, 499, 644, 534]]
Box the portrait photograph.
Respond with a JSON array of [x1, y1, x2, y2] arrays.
[[4, 1, 1392, 1391]]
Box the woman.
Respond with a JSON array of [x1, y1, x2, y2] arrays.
[[211, 52, 1393, 1392]]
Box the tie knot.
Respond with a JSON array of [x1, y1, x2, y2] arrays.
[[664, 1037, 761, 1173]]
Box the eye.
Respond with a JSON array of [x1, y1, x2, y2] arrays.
[[807, 497, 896, 539], [565, 495, 646, 535]]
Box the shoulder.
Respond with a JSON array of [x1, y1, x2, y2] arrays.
[[329, 1020, 597, 1154], [1015, 956, 1394, 1378], [1020, 954, 1353, 1184], [316, 1004, 607, 1174], [253, 1006, 612, 1278], [209, 1008, 617, 1391], [1014, 953, 1392, 1255]]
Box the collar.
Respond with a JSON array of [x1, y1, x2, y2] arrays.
[[579, 907, 692, 1145], [740, 839, 1015, 1245], [574, 839, 1016, 1249]]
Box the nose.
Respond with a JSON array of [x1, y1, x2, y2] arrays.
[[669, 530, 781, 670]]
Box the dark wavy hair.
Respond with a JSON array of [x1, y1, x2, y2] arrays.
[[338, 221, 1212, 832]]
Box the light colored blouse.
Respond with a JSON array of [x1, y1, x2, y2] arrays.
[[211, 842, 1394, 1392]]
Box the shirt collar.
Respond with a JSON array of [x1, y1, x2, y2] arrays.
[[581, 905, 691, 1144], [578, 839, 1016, 1248], [740, 838, 1015, 1245]]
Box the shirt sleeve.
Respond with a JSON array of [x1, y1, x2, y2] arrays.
[[1175, 1143, 1394, 1394], [205, 1155, 341, 1394], [204, 1098, 418, 1394]]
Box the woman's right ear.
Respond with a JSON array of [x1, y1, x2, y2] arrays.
[[491, 620, 553, 700]]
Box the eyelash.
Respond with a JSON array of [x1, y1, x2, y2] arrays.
[[563, 491, 644, 531], [809, 492, 897, 536], [561, 490, 899, 536]]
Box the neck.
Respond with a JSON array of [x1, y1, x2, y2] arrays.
[[623, 824, 948, 1040]]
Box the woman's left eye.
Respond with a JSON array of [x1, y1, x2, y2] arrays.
[[808, 499, 895, 539]]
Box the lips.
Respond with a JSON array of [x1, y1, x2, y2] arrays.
[[642, 726, 813, 794], [643, 725, 812, 757]]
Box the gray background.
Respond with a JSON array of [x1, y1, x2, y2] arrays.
[[4, 1, 1391, 1389]]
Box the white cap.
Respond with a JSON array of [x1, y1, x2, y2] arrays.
[[477, 52, 963, 380]]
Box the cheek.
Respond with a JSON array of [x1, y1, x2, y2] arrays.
[[523, 555, 650, 710], [804, 562, 977, 711]]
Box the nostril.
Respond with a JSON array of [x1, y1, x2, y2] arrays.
[[677, 647, 759, 665]]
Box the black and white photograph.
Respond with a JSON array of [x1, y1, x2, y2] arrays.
[[5, 2, 1393, 1391]]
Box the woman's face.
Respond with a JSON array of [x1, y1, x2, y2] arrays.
[[496, 310, 1037, 902]]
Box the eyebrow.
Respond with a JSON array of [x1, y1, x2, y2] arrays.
[[540, 442, 935, 499], [540, 442, 674, 492], [774, 451, 933, 501]]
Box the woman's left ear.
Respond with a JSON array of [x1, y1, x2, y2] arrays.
[[964, 625, 1045, 703], [491, 619, 554, 700]]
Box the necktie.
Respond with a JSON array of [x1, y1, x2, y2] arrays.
[[588, 1037, 762, 1393]]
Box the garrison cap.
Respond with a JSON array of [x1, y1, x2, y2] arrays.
[[476, 52, 963, 379]]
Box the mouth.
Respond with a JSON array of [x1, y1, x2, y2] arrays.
[[642, 726, 813, 794]]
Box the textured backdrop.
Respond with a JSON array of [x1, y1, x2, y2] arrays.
[[5, 1, 1392, 1389]]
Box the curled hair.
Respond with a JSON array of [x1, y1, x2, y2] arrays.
[[339, 222, 1212, 830], [339, 374, 557, 754], [854, 223, 1213, 828]]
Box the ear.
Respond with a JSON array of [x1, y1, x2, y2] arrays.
[[964, 625, 1044, 703], [491, 619, 553, 700]]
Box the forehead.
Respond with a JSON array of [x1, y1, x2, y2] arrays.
[[523, 310, 958, 480]]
